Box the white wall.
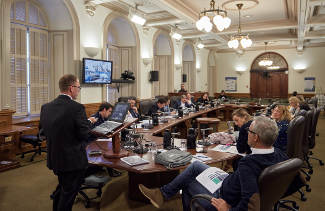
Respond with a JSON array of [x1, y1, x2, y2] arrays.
[[71, 0, 111, 103], [214, 47, 325, 94], [196, 48, 209, 91]]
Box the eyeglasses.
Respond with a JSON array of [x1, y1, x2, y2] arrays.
[[246, 127, 256, 134], [71, 85, 81, 90]]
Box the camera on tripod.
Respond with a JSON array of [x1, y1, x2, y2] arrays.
[[121, 70, 135, 80]]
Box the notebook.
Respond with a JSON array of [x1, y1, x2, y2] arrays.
[[92, 102, 130, 134]]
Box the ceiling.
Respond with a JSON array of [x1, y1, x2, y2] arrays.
[[89, 0, 325, 53]]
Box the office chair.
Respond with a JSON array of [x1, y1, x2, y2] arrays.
[[139, 99, 154, 116], [78, 173, 111, 208], [286, 115, 311, 201], [307, 107, 324, 166], [190, 158, 303, 211], [20, 128, 46, 162]]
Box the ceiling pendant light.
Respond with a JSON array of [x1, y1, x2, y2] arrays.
[[196, 0, 231, 32], [258, 42, 273, 66], [227, 3, 252, 49]]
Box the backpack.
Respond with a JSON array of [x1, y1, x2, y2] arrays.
[[155, 149, 193, 169]]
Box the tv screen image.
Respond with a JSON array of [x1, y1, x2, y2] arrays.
[[83, 58, 112, 84]]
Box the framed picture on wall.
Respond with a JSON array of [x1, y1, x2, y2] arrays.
[[225, 77, 237, 92], [304, 77, 315, 92]]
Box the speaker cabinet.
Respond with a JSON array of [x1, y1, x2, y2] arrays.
[[149, 71, 159, 81], [182, 74, 187, 83]]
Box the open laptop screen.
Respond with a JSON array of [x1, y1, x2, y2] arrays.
[[109, 102, 130, 123]]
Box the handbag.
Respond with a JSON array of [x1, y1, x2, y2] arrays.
[[155, 149, 192, 169]]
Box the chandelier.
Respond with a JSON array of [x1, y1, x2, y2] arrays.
[[228, 3, 252, 49], [259, 42, 273, 66], [196, 0, 231, 32]]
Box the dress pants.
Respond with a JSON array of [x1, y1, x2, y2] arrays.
[[52, 169, 86, 211], [160, 161, 220, 211]]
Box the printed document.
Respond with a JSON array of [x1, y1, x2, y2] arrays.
[[196, 167, 229, 194]]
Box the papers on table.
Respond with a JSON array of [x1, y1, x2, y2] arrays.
[[96, 138, 112, 142], [120, 155, 149, 166], [211, 145, 246, 156], [191, 154, 212, 163], [196, 167, 229, 194]]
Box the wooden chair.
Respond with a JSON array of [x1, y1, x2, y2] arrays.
[[196, 117, 220, 139]]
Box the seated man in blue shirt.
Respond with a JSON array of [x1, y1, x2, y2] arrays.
[[139, 116, 288, 211], [89, 102, 122, 177], [89, 102, 113, 129]]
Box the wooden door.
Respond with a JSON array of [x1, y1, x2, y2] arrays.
[[250, 71, 288, 98]]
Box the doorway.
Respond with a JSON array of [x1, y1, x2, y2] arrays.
[[250, 52, 288, 98]]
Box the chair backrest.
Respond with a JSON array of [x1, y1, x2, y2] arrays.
[[310, 107, 321, 149], [287, 116, 305, 159], [118, 97, 129, 103], [301, 109, 314, 154], [139, 99, 154, 116], [170, 96, 181, 108], [259, 158, 303, 211]]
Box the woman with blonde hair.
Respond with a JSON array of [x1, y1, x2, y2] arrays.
[[232, 108, 253, 154], [271, 105, 291, 152], [288, 96, 300, 117]]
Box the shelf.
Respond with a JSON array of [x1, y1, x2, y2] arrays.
[[111, 79, 135, 83]]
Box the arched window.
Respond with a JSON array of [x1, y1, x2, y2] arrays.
[[10, 0, 48, 116]]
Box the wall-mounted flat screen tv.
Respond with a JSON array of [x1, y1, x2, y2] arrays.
[[82, 58, 113, 84]]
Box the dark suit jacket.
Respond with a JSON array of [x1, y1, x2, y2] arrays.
[[40, 95, 91, 172], [173, 100, 191, 109]]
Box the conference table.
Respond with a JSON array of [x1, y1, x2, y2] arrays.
[[86, 104, 264, 202]]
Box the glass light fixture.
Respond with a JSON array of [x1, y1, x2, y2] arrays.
[[196, 0, 231, 32], [197, 43, 205, 49], [170, 26, 182, 40], [129, 6, 146, 26], [258, 42, 273, 66], [227, 4, 252, 49]]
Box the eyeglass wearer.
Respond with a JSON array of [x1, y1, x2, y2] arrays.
[[246, 127, 256, 135], [71, 85, 82, 90]]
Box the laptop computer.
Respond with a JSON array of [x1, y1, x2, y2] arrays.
[[92, 102, 130, 134]]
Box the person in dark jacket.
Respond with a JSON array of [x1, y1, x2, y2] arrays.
[[128, 96, 140, 118], [89, 102, 113, 129], [148, 97, 166, 116], [232, 108, 253, 154], [271, 105, 291, 152], [197, 93, 210, 104], [40, 74, 91, 211], [138, 116, 288, 211], [178, 83, 187, 93]]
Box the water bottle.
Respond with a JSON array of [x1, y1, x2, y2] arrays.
[[187, 128, 197, 149], [152, 114, 159, 126], [178, 109, 183, 118], [163, 129, 171, 149]]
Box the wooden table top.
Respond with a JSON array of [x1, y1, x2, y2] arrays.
[[0, 125, 32, 136], [87, 139, 238, 174], [136, 106, 223, 135]]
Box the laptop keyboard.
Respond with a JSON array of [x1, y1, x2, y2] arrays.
[[92, 121, 122, 134]]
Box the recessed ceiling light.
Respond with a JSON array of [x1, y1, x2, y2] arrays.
[[244, 15, 252, 18]]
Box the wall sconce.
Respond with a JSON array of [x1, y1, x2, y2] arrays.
[[175, 64, 182, 70], [294, 68, 306, 73], [142, 58, 152, 66], [235, 66, 246, 75], [196, 67, 201, 72], [293, 64, 307, 73], [84, 46, 99, 57]]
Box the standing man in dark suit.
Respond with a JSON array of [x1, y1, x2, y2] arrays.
[[40, 74, 92, 211]]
